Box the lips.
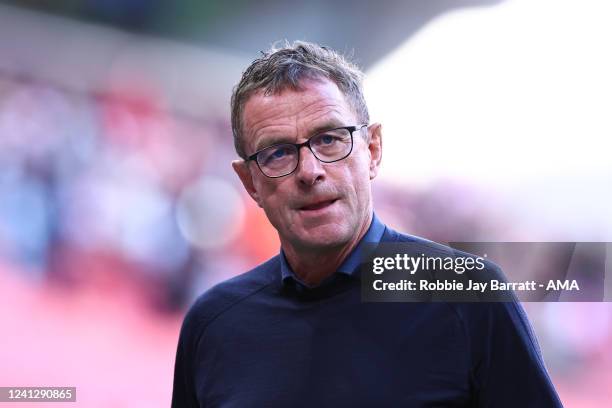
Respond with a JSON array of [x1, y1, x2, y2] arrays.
[[299, 199, 338, 211]]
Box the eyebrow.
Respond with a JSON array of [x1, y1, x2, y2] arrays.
[[254, 120, 345, 152]]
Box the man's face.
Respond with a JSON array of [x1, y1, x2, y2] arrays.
[[233, 78, 382, 252]]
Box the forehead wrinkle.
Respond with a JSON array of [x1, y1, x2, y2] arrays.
[[244, 102, 294, 153], [297, 106, 345, 135], [243, 82, 355, 153], [288, 94, 351, 137], [245, 99, 292, 132], [253, 104, 346, 152], [252, 123, 296, 149]]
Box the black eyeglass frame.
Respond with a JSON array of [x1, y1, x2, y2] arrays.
[[245, 124, 368, 178]]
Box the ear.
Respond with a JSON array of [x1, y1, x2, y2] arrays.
[[366, 123, 383, 179], [232, 160, 263, 207]]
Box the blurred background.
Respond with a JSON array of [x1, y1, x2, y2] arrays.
[[0, 0, 610, 406]]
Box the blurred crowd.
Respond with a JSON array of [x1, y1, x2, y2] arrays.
[[0, 73, 280, 313]]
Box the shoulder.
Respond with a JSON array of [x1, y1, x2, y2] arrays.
[[446, 301, 536, 343], [389, 225, 559, 402], [384, 227, 537, 349], [178, 255, 280, 347], [447, 301, 559, 404]]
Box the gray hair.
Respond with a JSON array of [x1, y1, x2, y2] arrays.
[[230, 40, 370, 159]]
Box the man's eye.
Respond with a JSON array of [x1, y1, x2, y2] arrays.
[[260, 145, 294, 166], [321, 135, 335, 144], [271, 148, 286, 158], [314, 134, 339, 146]]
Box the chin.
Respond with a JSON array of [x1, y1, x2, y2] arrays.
[[293, 224, 351, 249]]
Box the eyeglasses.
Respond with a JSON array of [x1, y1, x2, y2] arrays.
[[246, 124, 368, 178]]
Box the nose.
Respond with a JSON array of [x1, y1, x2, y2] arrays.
[[295, 145, 325, 186]]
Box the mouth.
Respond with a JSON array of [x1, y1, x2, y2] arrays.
[[298, 198, 338, 211]]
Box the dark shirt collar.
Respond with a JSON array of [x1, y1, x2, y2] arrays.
[[280, 213, 386, 289]]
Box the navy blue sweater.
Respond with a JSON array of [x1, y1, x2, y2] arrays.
[[172, 226, 562, 407]]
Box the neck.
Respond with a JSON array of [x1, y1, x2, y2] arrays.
[[282, 212, 373, 286]]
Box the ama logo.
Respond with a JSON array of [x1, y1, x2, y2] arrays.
[[546, 280, 580, 291]]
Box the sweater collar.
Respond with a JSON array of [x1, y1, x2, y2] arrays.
[[280, 213, 386, 288]]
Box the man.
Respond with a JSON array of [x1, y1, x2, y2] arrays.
[[172, 41, 562, 407]]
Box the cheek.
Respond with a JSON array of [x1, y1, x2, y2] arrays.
[[255, 179, 292, 219], [343, 156, 371, 196]]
